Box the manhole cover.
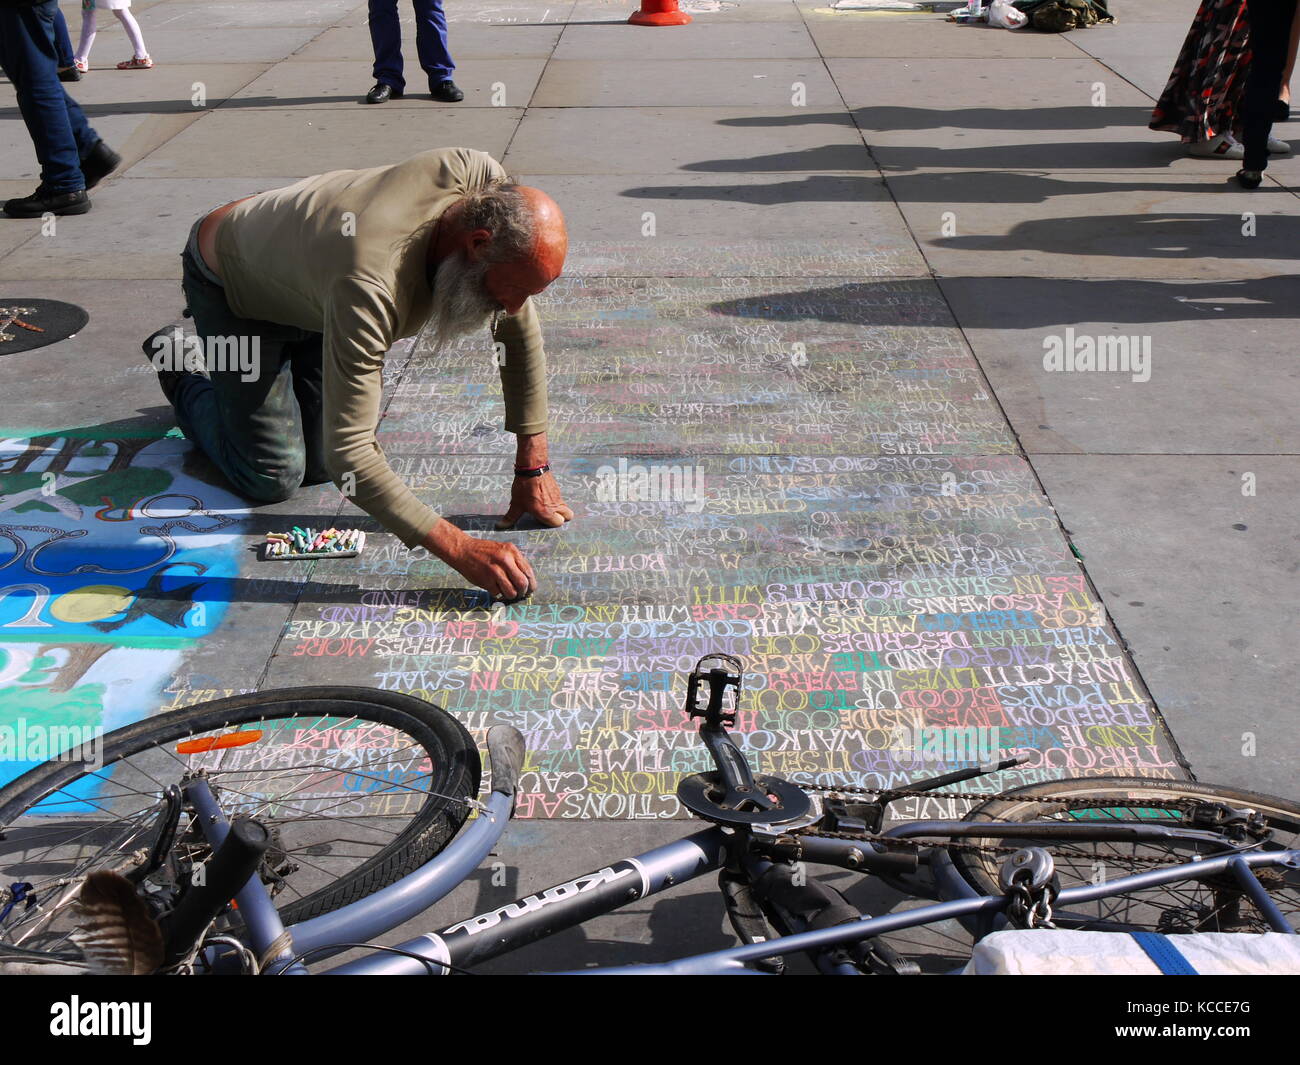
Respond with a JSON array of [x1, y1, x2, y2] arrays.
[[0, 299, 89, 355]]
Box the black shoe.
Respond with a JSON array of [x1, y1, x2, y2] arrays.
[[3, 185, 90, 218], [1236, 168, 1263, 190], [1276, 99, 1291, 122], [365, 82, 402, 104], [80, 139, 122, 190], [430, 79, 464, 103], [142, 323, 197, 406], [58, 65, 82, 82]]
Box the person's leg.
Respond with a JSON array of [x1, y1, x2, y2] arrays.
[[113, 8, 148, 59], [1241, 0, 1298, 172], [412, 0, 454, 82], [1281, 3, 1300, 106], [367, 0, 405, 92], [169, 247, 312, 503], [287, 335, 330, 485], [0, 2, 90, 193], [51, 8, 75, 68], [74, 6, 96, 64]]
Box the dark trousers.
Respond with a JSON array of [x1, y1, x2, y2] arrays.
[[1242, 0, 1298, 171], [368, 0, 454, 92], [174, 245, 330, 503], [50, 8, 74, 68], [0, 0, 99, 193]]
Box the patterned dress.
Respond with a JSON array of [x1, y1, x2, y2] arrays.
[[1149, 0, 1251, 144]]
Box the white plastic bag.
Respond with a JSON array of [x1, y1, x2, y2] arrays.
[[987, 0, 1028, 28]]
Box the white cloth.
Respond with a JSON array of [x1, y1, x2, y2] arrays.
[[963, 930, 1300, 975]]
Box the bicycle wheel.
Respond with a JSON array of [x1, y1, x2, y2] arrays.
[[0, 686, 480, 968], [952, 777, 1300, 933]]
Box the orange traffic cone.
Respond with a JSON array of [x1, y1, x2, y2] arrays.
[[629, 0, 692, 25]]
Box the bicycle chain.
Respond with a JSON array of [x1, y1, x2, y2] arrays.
[[784, 784, 1204, 865]]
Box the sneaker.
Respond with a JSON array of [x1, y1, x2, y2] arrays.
[[3, 185, 91, 218], [1187, 133, 1244, 159], [1267, 135, 1292, 155], [74, 58, 88, 73], [117, 55, 153, 69], [80, 139, 122, 190]]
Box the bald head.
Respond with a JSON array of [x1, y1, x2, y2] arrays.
[[515, 186, 567, 281], [430, 181, 567, 316]]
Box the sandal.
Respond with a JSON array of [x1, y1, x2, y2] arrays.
[[74, 58, 88, 73], [117, 55, 154, 69]]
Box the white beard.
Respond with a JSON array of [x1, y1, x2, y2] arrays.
[[421, 252, 501, 355]]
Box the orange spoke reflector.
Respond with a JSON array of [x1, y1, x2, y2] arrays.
[[176, 730, 264, 754]]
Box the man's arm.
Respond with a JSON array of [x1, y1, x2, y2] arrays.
[[322, 277, 536, 597], [492, 299, 573, 530]]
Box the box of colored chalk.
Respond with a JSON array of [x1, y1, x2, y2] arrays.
[[262, 527, 366, 561]]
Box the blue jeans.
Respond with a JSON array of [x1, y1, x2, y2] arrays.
[[51, 9, 75, 69], [0, 0, 99, 193], [368, 0, 455, 91], [172, 243, 330, 503]]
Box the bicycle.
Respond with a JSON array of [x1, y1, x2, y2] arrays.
[[1, 654, 1296, 975]]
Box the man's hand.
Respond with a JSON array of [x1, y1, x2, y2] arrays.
[[425, 519, 536, 600], [495, 470, 574, 531]]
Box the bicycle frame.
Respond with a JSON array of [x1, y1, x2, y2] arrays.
[[185, 769, 1297, 974]]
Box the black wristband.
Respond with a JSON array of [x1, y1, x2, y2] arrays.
[[514, 463, 550, 478]]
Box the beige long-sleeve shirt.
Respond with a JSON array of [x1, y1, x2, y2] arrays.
[[212, 147, 549, 548]]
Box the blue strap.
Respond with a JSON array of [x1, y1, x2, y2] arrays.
[[1130, 931, 1199, 975], [0, 882, 34, 925]]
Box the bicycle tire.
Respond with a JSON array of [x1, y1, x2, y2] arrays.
[[0, 686, 480, 964], [952, 776, 1300, 933]]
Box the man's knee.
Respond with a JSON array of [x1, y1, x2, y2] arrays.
[[232, 461, 304, 504]]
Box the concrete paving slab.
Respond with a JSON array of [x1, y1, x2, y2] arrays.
[[287, 23, 566, 60], [1031, 455, 1298, 798], [142, 0, 365, 30], [227, 57, 547, 109], [809, 20, 1089, 58], [0, 110, 205, 184], [507, 107, 873, 174], [340, 0, 573, 26], [396, 274, 1013, 456], [3, 63, 270, 117], [129, 108, 522, 177], [525, 173, 926, 276], [893, 170, 1300, 280], [531, 58, 839, 108], [552, 22, 816, 58], [69, 26, 325, 66], [938, 275, 1300, 456], [573, 0, 804, 23], [828, 57, 1155, 113], [0, 177, 295, 282]]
